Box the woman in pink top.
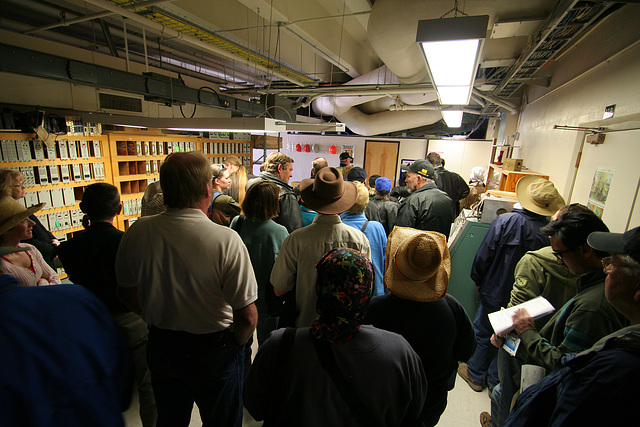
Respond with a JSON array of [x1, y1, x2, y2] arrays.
[[0, 197, 60, 286]]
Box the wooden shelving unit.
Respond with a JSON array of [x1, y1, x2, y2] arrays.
[[487, 163, 549, 193], [0, 132, 111, 236], [105, 133, 252, 230], [2, 131, 254, 233]]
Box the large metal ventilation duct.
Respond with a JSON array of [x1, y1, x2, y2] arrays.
[[312, 0, 442, 136]]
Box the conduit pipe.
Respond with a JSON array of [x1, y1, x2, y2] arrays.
[[312, 0, 443, 135], [472, 89, 519, 114], [81, 0, 308, 86]]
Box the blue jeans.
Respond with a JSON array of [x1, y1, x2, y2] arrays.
[[492, 347, 524, 427], [466, 297, 499, 388], [147, 326, 245, 427], [113, 312, 157, 427]]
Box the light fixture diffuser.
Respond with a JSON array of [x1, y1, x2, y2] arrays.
[[417, 15, 489, 106], [442, 110, 463, 128]]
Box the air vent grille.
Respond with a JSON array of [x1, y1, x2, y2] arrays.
[[99, 93, 143, 112]]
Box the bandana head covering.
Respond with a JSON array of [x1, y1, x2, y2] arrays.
[[309, 248, 374, 344]]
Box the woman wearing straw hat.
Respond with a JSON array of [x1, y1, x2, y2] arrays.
[[245, 248, 427, 426], [0, 196, 60, 286], [365, 227, 476, 427], [1, 169, 60, 269]]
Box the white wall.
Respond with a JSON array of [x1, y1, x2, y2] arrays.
[[427, 139, 494, 182], [281, 134, 429, 184], [515, 7, 640, 203], [518, 6, 640, 232]]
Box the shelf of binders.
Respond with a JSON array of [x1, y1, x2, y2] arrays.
[[0, 133, 111, 236]]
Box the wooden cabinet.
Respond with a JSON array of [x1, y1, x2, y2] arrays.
[[487, 163, 549, 193], [1, 131, 253, 233], [0, 132, 111, 235], [106, 133, 252, 231]]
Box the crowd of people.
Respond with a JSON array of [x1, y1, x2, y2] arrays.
[[1, 149, 638, 427]]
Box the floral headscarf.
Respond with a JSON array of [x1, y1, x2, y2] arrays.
[[309, 248, 374, 344]]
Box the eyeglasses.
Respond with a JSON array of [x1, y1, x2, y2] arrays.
[[553, 248, 573, 261], [601, 256, 635, 270]]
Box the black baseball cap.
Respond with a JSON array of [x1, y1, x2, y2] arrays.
[[401, 159, 435, 179], [588, 226, 640, 263], [346, 167, 367, 183]]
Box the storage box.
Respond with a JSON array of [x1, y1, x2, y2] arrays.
[[251, 135, 282, 149], [503, 158, 523, 171]]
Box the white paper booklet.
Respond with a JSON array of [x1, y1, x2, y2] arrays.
[[520, 364, 546, 392], [488, 296, 555, 335]]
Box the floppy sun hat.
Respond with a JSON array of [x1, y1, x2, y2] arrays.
[[0, 197, 45, 235], [299, 167, 357, 215], [515, 176, 565, 216], [384, 227, 450, 302]]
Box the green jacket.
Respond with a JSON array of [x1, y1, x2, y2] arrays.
[[508, 246, 579, 329], [519, 270, 627, 371]]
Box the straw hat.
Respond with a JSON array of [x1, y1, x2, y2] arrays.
[[515, 176, 565, 216], [0, 196, 45, 235], [299, 167, 357, 214], [385, 227, 450, 302]]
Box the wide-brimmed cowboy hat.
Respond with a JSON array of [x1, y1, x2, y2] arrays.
[[515, 176, 565, 216], [299, 167, 357, 215], [0, 196, 45, 235], [384, 227, 450, 302]]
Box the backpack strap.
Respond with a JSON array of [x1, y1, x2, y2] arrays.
[[360, 220, 369, 233], [231, 214, 245, 233]]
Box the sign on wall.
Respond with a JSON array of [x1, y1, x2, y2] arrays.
[[587, 168, 614, 218]]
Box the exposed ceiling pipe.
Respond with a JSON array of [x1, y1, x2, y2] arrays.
[[22, 0, 176, 35], [471, 94, 486, 108], [388, 104, 482, 115], [81, 0, 310, 86], [472, 89, 519, 114], [311, 0, 441, 135], [24, 10, 115, 34]]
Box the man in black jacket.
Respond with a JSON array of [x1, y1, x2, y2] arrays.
[[394, 159, 454, 238], [427, 152, 469, 217]]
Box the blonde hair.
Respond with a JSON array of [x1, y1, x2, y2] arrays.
[[264, 152, 294, 175], [224, 156, 249, 205], [347, 181, 369, 214], [0, 169, 13, 197]]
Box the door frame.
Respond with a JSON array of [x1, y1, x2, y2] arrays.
[[363, 139, 400, 185]]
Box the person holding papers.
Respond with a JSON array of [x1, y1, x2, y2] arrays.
[[458, 177, 563, 394], [505, 225, 640, 426], [486, 206, 627, 427]]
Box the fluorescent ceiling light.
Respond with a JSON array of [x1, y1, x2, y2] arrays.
[[420, 39, 479, 87], [436, 86, 473, 105], [442, 111, 463, 128], [417, 15, 489, 106], [80, 114, 286, 133]]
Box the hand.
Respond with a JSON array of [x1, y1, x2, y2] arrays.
[[51, 239, 60, 246], [490, 333, 505, 348], [512, 308, 535, 334], [37, 278, 49, 286]]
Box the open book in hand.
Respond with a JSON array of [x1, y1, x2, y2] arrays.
[[488, 296, 555, 335]]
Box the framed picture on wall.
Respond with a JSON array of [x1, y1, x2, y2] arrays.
[[341, 144, 355, 158], [400, 159, 415, 168]]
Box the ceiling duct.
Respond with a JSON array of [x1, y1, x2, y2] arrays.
[[312, 0, 465, 136]]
